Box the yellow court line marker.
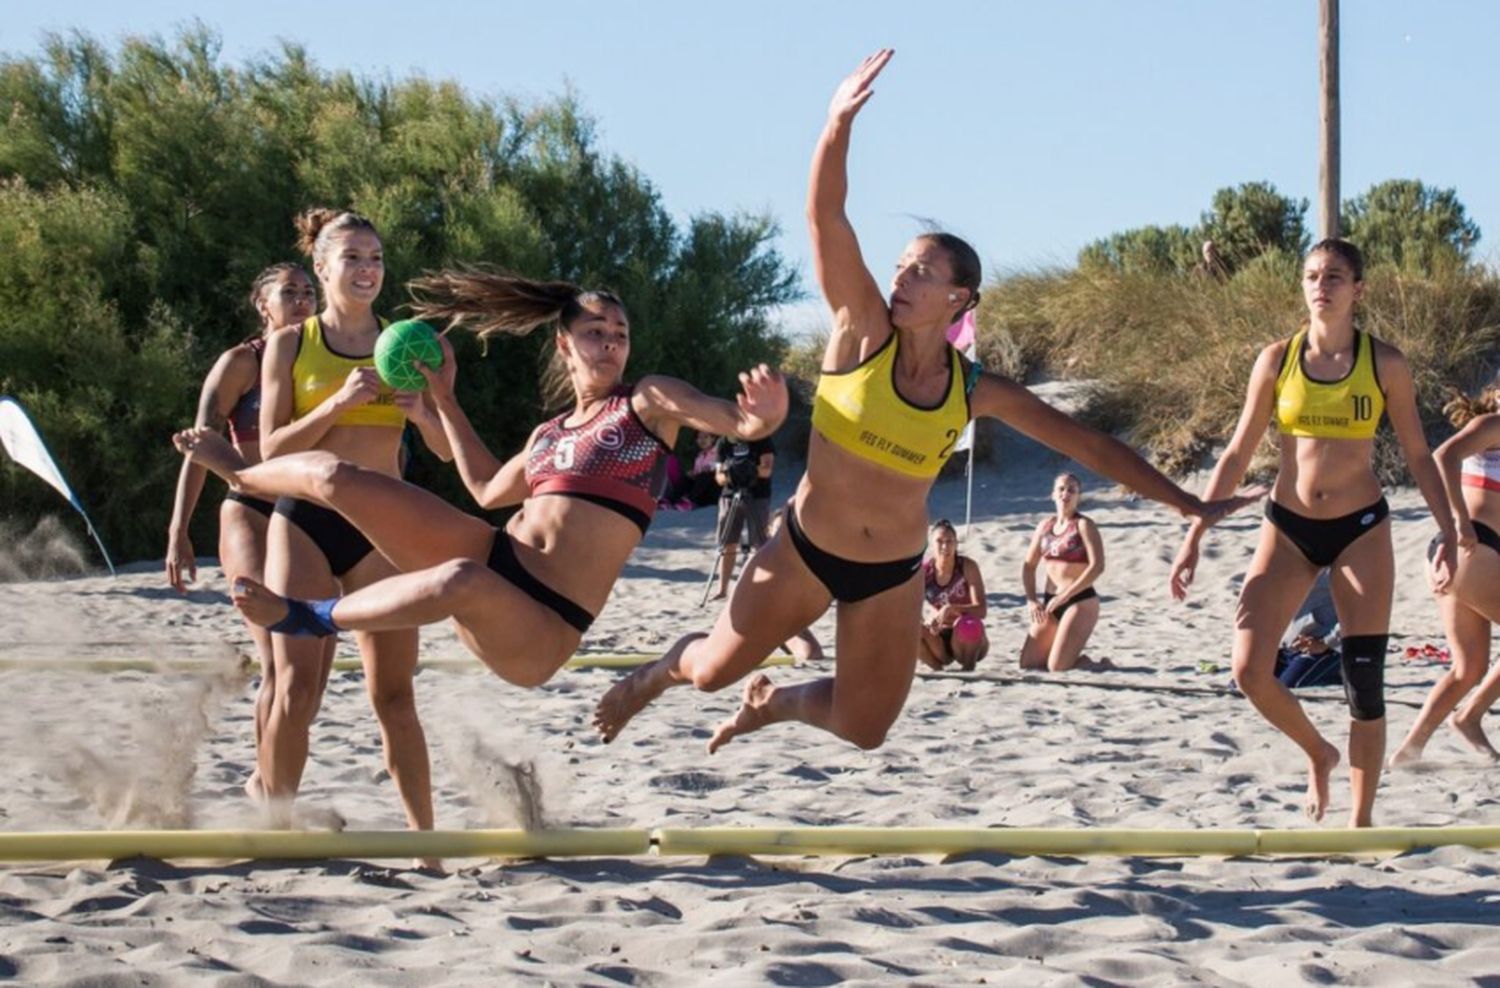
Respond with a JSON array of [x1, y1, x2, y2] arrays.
[[0, 826, 1497, 862]]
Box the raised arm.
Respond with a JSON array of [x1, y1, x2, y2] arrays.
[[1378, 343, 1457, 590], [809, 49, 895, 364], [633, 367, 788, 445], [166, 347, 257, 591]]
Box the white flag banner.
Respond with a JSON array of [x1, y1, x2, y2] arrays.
[[0, 396, 116, 575]]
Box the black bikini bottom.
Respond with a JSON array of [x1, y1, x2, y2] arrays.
[[1427, 520, 1500, 562], [784, 509, 922, 604], [274, 497, 373, 577], [1265, 497, 1389, 568], [486, 529, 594, 633], [1041, 586, 1099, 619], [225, 490, 275, 518]]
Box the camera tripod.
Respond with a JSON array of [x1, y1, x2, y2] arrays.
[[700, 487, 766, 607]]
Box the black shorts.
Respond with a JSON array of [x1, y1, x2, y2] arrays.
[[225, 490, 275, 518], [1041, 586, 1099, 619], [273, 497, 374, 578], [1266, 497, 1389, 569], [784, 508, 922, 604]]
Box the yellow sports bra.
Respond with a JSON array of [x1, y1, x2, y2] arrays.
[[811, 333, 976, 479], [1273, 329, 1384, 439], [290, 316, 405, 428]]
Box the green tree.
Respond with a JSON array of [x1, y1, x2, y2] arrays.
[[1197, 181, 1309, 272], [0, 26, 798, 565], [1078, 224, 1198, 275], [1343, 179, 1481, 272]]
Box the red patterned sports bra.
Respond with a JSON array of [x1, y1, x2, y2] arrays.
[[1039, 516, 1088, 564], [524, 385, 672, 534], [923, 556, 973, 609], [226, 337, 267, 447]]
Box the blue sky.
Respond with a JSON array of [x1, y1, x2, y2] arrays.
[[5, 2, 1496, 333]]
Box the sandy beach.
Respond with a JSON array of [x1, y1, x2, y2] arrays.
[[3, 410, 1499, 985]]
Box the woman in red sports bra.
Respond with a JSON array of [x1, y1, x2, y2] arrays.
[[173, 269, 786, 695], [164, 262, 316, 795], [1020, 472, 1111, 672]]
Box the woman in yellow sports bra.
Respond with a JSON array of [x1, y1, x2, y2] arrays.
[[1170, 238, 1456, 828], [253, 207, 451, 838], [592, 49, 1254, 752]]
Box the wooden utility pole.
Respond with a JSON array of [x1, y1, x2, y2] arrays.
[[1318, 0, 1340, 239]]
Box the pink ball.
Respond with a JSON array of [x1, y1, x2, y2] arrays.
[[953, 615, 984, 644]]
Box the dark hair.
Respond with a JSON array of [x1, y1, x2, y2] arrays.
[[1306, 238, 1365, 282], [294, 207, 381, 265], [930, 518, 958, 539], [918, 232, 982, 319], [1444, 376, 1500, 428], [408, 267, 629, 406], [247, 262, 312, 331], [1055, 471, 1082, 488]]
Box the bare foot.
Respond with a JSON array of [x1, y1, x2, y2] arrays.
[[244, 770, 265, 802], [172, 427, 248, 484], [1449, 711, 1500, 761], [707, 673, 778, 754], [592, 633, 704, 742], [1305, 741, 1341, 822], [1387, 740, 1426, 771], [231, 577, 292, 629]]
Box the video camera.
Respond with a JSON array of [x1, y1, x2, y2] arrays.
[[724, 456, 760, 491]]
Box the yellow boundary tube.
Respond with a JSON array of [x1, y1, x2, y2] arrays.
[[1, 826, 1499, 862]]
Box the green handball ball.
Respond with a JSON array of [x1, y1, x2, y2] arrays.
[[375, 319, 443, 392]]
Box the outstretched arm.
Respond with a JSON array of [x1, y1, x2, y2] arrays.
[[634, 366, 788, 443], [971, 371, 1210, 517], [810, 49, 896, 366]]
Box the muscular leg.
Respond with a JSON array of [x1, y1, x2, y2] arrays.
[[1231, 523, 1338, 821], [709, 573, 924, 752], [339, 551, 433, 833], [178, 438, 494, 574], [1019, 616, 1056, 670], [1329, 519, 1394, 828], [1047, 598, 1103, 672], [219, 500, 272, 798], [1390, 594, 1489, 767], [260, 515, 339, 816], [593, 528, 831, 742]]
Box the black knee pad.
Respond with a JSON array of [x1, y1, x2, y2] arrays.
[[1340, 634, 1388, 721]]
